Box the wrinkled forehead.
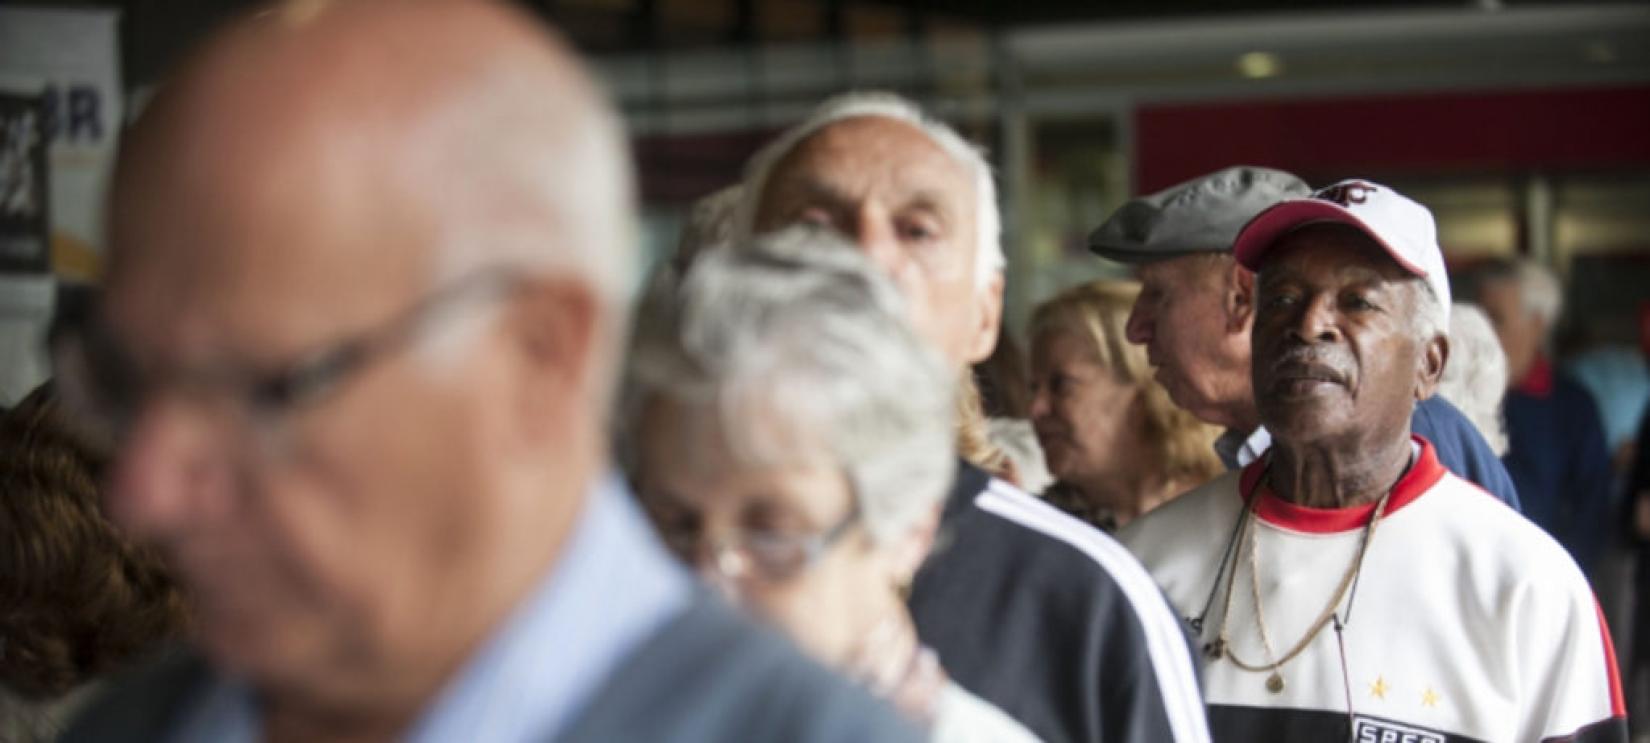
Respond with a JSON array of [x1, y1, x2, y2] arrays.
[[755, 115, 976, 219]]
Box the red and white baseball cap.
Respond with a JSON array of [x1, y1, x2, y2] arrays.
[[1232, 179, 1451, 322]]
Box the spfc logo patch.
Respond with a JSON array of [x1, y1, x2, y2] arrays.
[[1352, 715, 1447, 743]]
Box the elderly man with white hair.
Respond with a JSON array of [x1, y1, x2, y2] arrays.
[[1120, 181, 1626, 742], [54, 2, 920, 742], [731, 93, 1209, 743], [1462, 258, 1614, 579], [623, 227, 1040, 742]]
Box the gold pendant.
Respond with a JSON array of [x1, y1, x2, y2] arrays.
[[1266, 673, 1285, 694], [1204, 639, 1225, 660]]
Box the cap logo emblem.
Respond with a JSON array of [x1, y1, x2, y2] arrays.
[[1317, 182, 1376, 206]]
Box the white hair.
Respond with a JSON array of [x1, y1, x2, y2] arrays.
[[621, 226, 957, 543], [1438, 302, 1509, 455], [421, 77, 637, 402], [1468, 258, 1564, 330], [1413, 278, 1449, 347], [731, 92, 1004, 292], [1515, 260, 1564, 329], [673, 184, 743, 272], [432, 77, 636, 305]]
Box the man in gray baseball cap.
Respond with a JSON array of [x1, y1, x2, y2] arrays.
[[1090, 166, 1521, 508]]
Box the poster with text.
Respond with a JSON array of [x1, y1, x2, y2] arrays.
[[0, 6, 122, 282]]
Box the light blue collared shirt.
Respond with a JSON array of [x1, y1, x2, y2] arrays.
[[1214, 426, 1272, 470], [168, 473, 689, 743]]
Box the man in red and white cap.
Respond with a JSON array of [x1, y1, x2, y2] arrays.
[[1119, 180, 1627, 742], [1089, 167, 1522, 510]]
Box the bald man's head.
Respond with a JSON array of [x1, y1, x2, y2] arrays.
[[114, 0, 635, 303], [78, 0, 638, 725]]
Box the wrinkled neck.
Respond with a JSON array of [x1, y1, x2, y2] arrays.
[[1267, 433, 1411, 510]]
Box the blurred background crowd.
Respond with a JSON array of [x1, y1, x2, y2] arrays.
[[1, 1, 1647, 742]]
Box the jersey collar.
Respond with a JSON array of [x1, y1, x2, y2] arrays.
[[1238, 435, 1445, 534]]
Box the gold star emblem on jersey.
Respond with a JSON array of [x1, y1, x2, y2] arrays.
[[1370, 676, 1389, 700], [1421, 687, 1441, 708]]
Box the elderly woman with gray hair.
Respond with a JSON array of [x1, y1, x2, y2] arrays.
[[620, 227, 1040, 743], [1437, 302, 1510, 455]]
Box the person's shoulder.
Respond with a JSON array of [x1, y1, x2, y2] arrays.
[[1413, 396, 1483, 449], [1554, 372, 1611, 429], [58, 647, 212, 743], [1148, 468, 1238, 518], [1553, 370, 1597, 400], [962, 482, 1208, 679], [1119, 469, 1240, 553], [1418, 471, 1525, 530], [1412, 401, 1521, 508], [555, 593, 920, 743], [1114, 470, 1239, 621], [961, 476, 1153, 581], [925, 477, 1212, 743], [1421, 472, 1587, 586], [1420, 473, 1621, 727], [958, 474, 1225, 612]]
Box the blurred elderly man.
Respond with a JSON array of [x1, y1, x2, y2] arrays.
[[1091, 167, 1521, 510], [1121, 181, 1626, 742], [1461, 258, 1613, 577], [733, 93, 1209, 743], [54, 3, 918, 742]]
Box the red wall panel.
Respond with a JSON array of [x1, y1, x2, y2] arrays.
[[1135, 86, 1650, 192]]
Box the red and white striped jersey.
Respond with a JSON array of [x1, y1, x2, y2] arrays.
[[1120, 436, 1627, 743]]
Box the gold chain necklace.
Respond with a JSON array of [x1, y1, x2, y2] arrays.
[[1208, 472, 1395, 694]]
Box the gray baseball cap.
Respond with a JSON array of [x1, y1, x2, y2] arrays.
[[1088, 166, 1310, 263]]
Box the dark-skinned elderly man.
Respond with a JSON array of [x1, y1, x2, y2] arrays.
[[1119, 180, 1626, 743], [1090, 166, 1520, 511]]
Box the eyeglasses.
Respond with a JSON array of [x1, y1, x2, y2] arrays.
[[51, 268, 525, 451], [646, 497, 862, 584]]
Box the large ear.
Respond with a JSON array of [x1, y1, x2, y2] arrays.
[[501, 277, 600, 445], [1414, 331, 1449, 401], [1225, 260, 1256, 333], [964, 271, 1005, 364]]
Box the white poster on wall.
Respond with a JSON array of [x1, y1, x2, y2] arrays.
[[0, 5, 122, 280], [0, 6, 121, 405]]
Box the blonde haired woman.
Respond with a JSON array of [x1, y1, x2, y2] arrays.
[[1029, 281, 1223, 530]]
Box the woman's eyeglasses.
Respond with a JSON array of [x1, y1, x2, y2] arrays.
[[646, 496, 862, 584]]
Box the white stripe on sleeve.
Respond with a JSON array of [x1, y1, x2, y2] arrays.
[[978, 480, 1212, 743]]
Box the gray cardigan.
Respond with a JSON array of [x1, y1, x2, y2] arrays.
[[63, 595, 921, 743]]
